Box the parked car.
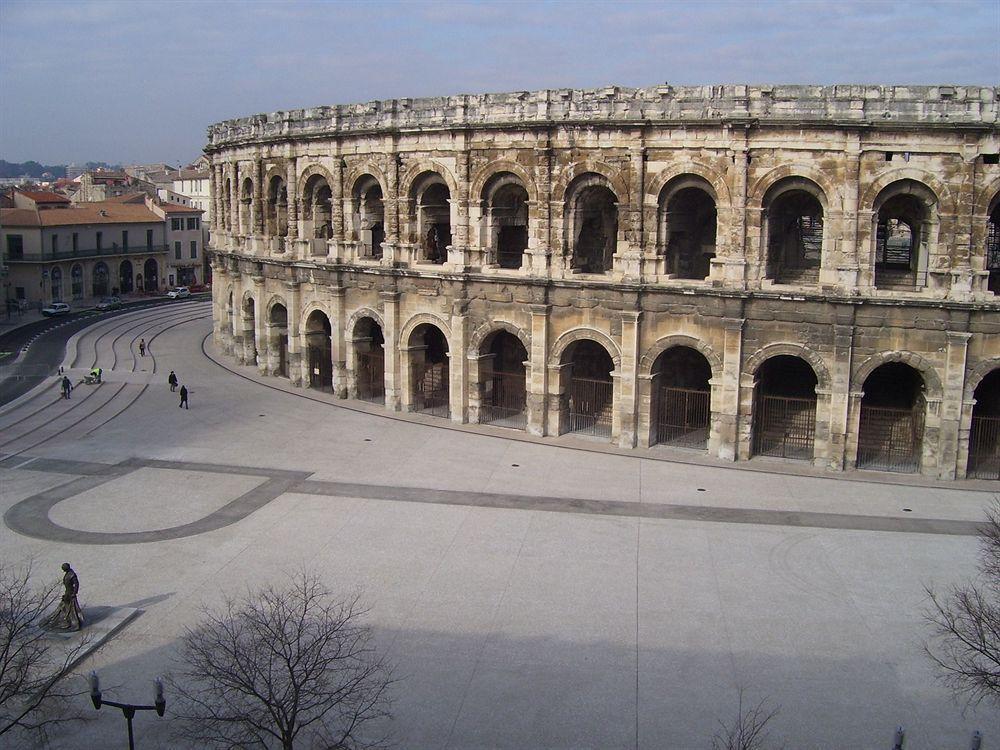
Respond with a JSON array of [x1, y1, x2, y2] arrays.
[[95, 296, 123, 311], [167, 287, 190, 299], [41, 302, 71, 317]]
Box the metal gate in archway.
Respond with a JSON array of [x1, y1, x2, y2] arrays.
[[857, 405, 923, 473], [357, 349, 385, 403], [968, 415, 1000, 480], [276, 335, 288, 378], [480, 370, 527, 430], [656, 386, 709, 448], [307, 344, 332, 390], [414, 361, 448, 418], [568, 376, 613, 438], [752, 394, 816, 460]]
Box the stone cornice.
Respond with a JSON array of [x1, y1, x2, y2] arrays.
[[206, 85, 1000, 151]]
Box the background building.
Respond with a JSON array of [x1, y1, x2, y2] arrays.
[[206, 85, 1000, 480]]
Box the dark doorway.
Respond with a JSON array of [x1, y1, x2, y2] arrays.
[[563, 339, 614, 439], [305, 311, 332, 391], [143, 259, 159, 292], [652, 347, 712, 448], [119, 260, 134, 294], [410, 324, 449, 417], [479, 331, 528, 430], [269, 304, 289, 378], [355, 318, 385, 404], [751, 356, 818, 460], [857, 363, 925, 473], [92, 262, 110, 297], [969, 369, 1000, 479]]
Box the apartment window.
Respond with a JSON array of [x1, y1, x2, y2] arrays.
[[96, 232, 103, 251], [72, 232, 79, 252], [6, 235, 24, 260], [146, 229, 154, 249], [122, 230, 128, 250], [190, 240, 197, 259], [187, 217, 199, 230], [51, 234, 59, 253], [171, 218, 183, 231], [174, 241, 182, 260]]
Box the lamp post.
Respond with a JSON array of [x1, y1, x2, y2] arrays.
[[89, 671, 165, 750]]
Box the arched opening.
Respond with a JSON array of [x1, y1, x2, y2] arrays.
[[354, 317, 385, 403], [50, 267, 63, 302], [305, 311, 332, 391], [483, 174, 528, 269], [874, 181, 934, 290], [651, 346, 712, 448], [479, 330, 528, 429], [751, 356, 818, 460], [987, 198, 999, 294], [142, 258, 158, 292], [857, 362, 926, 472], [227, 291, 235, 338], [266, 175, 288, 238], [968, 369, 1000, 479], [568, 176, 617, 274], [562, 339, 615, 439], [412, 175, 451, 264], [661, 184, 716, 280], [240, 178, 254, 234], [70, 264, 83, 300], [243, 297, 257, 364], [119, 260, 134, 294], [302, 174, 333, 241], [269, 304, 289, 378], [92, 262, 110, 297], [765, 185, 823, 283], [352, 176, 385, 259], [408, 323, 449, 417]]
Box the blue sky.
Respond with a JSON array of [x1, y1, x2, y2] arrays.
[[1, 0, 997, 166]]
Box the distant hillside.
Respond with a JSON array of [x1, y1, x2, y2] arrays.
[[0, 160, 67, 178]]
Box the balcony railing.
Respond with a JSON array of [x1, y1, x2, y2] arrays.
[[6, 245, 169, 263]]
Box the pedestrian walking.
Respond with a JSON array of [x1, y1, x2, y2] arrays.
[[138, 339, 146, 357], [168, 370, 178, 392], [179, 384, 189, 409], [61, 375, 72, 399]]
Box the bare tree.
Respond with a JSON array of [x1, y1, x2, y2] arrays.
[[0, 561, 88, 745], [925, 500, 1000, 710], [169, 573, 394, 750], [711, 688, 781, 750]]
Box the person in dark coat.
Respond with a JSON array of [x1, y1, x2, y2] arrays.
[[179, 384, 189, 409], [138, 339, 146, 357], [168, 371, 178, 392], [61, 375, 72, 399]]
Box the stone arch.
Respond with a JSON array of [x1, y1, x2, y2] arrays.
[[296, 164, 336, 197], [300, 299, 334, 331], [399, 160, 459, 199], [470, 161, 539, 203], [646, 163, 731, 207], [974, 177, 1000, 217], [553, 160, 629, 204], [549, 327, 622, 368], [468, 320, 531, 359], [639, 335, 723, 381], [748, 166, 839, 211], [346, 306, 385, 339], [264, 294, 289, 322], [399, 311, 453, 346], [965, 358, 1000, 402], [743, 342, 832, 392], [852, 350, 944, 400], [346, 164, 389, 197], [861, 168, 953, 216]]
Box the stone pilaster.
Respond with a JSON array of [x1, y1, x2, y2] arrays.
[[449, 298, 469, 423], [380, 291, 401, 410], [827, 322, 855, 470], [285, 281, 302, 386], [253, 160, 265, 237], [616, 311, 642, 448], [940, 331, 972, 478], [527, 304, 550, 436], [286, 159, 299, 241], [331, 287, 348, 398], [719, 317, 744, 461]]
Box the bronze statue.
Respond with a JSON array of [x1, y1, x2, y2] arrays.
[[44, 563, 83, 631]]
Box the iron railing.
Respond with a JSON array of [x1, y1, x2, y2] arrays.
[[567, 376, 613, 439], [656, 387, 710, 448], [479, 370, 527, 430], [968, 414, 1000, 480], [414, 361, 449, 418], [857, 405, 923, 473], [356, 350, 385, 403], [6, 245, 168, 263], [752, 394, 816, 460]]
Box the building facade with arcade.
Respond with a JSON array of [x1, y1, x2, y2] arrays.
[[205, 85, 1000, 480]]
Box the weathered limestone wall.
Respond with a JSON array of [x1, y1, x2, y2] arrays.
[[207, 85, 1000, 480]]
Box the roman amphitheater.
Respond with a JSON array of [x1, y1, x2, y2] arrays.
[[205, 85, 1000, 480]]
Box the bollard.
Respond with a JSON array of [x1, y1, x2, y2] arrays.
[[971, 730, 982, 750], [892, 726, 905, 750]]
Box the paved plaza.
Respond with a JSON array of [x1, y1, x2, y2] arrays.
[[0, 302, 997, 748]]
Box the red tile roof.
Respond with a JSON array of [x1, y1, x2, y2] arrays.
[[17, 189, 70, 204], [2, 202, 162, 227]]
